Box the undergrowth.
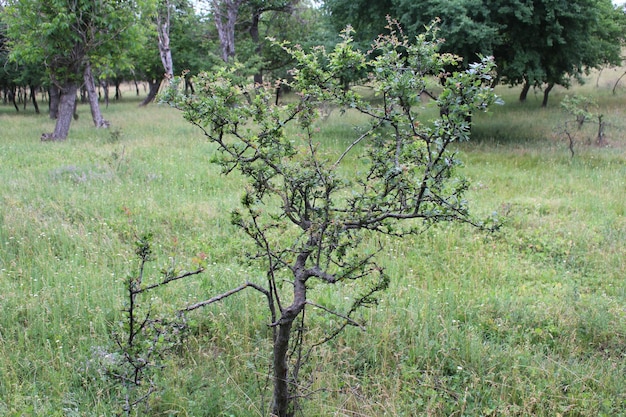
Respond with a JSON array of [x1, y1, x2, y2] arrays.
[[0, 79, 625, 415]]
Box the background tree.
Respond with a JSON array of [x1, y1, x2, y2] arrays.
[[4, 0, 138, 140], [491, 0, 626, 106], [325, 0, 626, 105], [138, 0, 208, 105], [164, 21, 499, 416]]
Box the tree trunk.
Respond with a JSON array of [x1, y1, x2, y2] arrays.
[[157, 0, 174, 78], [49, 85, 60, 119], [519, 79, 530, 102], [42, 81, 78, 141], [140, 79, 162, 106], [272, 320, 295, 417], [84, 62, 109, 128], [542, 82, 554, 107], [213, 0, 242, 63], [250, 11, 263, 85], [114, 80, 122, 101], [185, 78, 195, 94], [30, 85, 40, 114], [9, 86, 19, 112], [271, 271, 307, 417]]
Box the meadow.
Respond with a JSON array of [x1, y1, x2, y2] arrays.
[[0, 72, 625, 416]]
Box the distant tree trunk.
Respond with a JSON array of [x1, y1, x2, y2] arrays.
[[156, 0, 174, 78], [250, 11, 263, 84], [30, 85, 40, 114], [83, 61, 109, 128], [612, 70, 625, 95], [114, 80, 122, 100], [42, 81, 78, 141], [49, 85, 60, 119], [213, 0, 242, 63], [140, 79, 162, 106], [185, 78, 195, 94], [9, 86, 19, 112], [542, 82, 554, 107], [101, 79, 110, 108], [519, 79, 531, 102]]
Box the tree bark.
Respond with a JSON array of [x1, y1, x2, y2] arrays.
[[519, 79, 531, 102], [9, 86, 19, 112], [271, 263, 308, 417], [83, 62, 109, 128], [30, 85, 40, 114], [42, 81, 78, 141], [157, 0, 174, 78], [140, 79, 162, 106], [250, 11, 263, 84], [213, 0, 242, 63], [49, 85, 60, 119], [542, 82, 554, 107]]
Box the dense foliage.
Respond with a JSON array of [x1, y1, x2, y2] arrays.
[[326, 0, 626, 104]]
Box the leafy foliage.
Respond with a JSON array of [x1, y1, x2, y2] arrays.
[[326, 0, 626, 103]]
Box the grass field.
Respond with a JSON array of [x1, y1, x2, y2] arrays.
[[0, 73, 625, 416]]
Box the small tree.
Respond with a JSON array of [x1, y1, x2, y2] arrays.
[[164, 21, 499, 417], [559, 95, 608, 157]]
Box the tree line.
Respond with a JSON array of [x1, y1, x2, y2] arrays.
[[0, 0, 624, 140]]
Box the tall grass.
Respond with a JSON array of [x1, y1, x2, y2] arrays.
[[0, 77, 625, 416]]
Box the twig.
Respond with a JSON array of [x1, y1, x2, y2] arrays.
[[180, 281, 269, 312], [306, 300, 366, 330], [136, 267, 205, 294]]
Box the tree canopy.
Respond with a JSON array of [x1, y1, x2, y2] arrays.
[[325, 0, 626, 104]]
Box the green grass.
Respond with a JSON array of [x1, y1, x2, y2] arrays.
[[1, 77, 625, 416]]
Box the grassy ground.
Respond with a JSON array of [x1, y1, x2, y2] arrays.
[[0, 74, 625, 416]]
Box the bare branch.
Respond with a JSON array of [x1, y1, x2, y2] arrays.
[[180, 281, 270, 313], [136, 267, 205, 294], [305, 301, 365, 330]]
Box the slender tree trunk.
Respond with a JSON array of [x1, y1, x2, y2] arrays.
[[114, 80, 122, 101], [519, 79, 531, 102], [157, 0, 174, 78], [542, 82, 554, 107], [612, 70, 625, 95], [84, 62, 109, 128], [42, 81, 78, 141], [102, 79, 110, 107], [185, 78, 195, 94], [250, 11, 263, 84], [49, 85, 60, 119], [213, 0, 242, 63], [9, 86, 19, 112], [140, 79, 162, 106], [30, 85, 40, 114]]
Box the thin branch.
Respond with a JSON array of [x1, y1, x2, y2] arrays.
[[136, 267, 205, 294], [180, 281, 269, 313], [305, 301, 365, 330], [332, 122, 379, 167]]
